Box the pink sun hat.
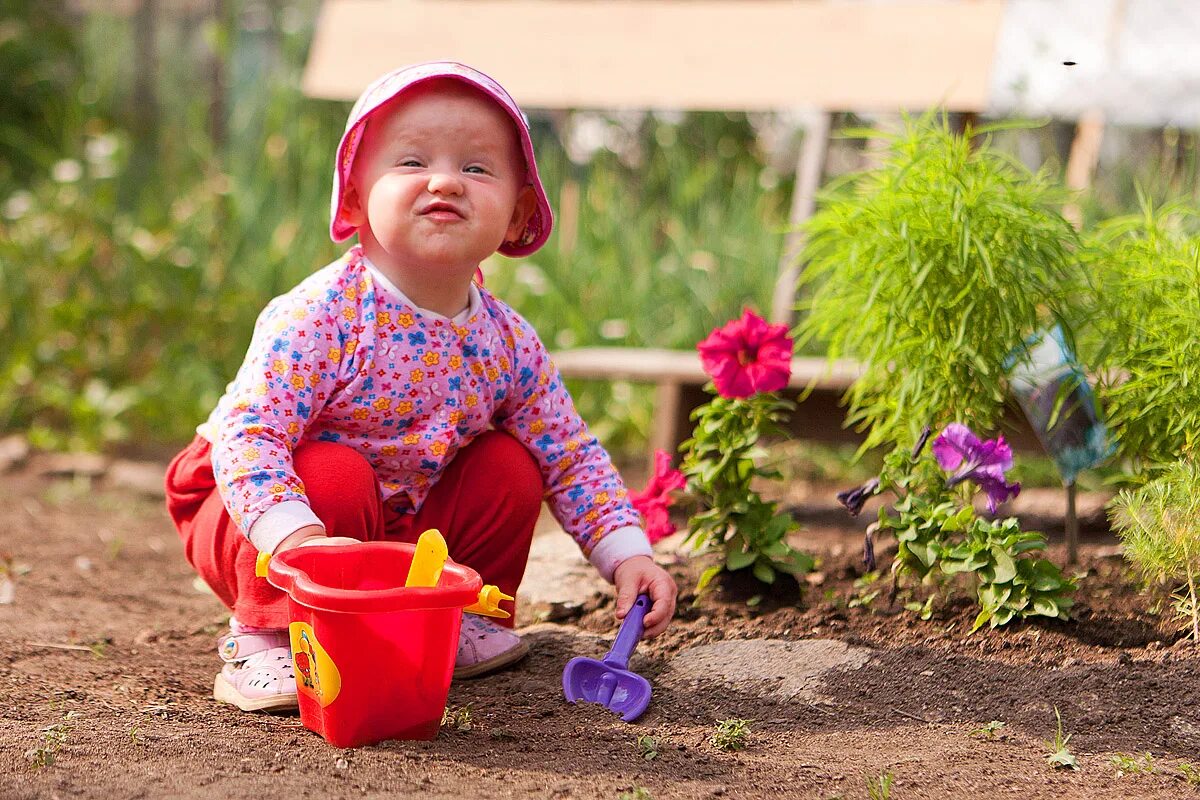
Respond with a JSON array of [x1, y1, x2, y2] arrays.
[[329, 61, 554, 257]]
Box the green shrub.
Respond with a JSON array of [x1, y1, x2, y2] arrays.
[[1110, 458, 1200, 643], [1082, 202, 1200, 470], [0, 0, 83, 183], [795, 114, 1084, 453]]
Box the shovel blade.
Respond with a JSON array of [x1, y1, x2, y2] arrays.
[[562, 656, 652, 722]]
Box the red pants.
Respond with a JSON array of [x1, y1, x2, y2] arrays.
[[165, 431, 543, 629]]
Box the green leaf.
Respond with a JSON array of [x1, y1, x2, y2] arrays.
[[945, 505, 975, 532], [781, 550, 815, 575], [990, 606, 1016, 628], [978, 582, 1012, 610], [1030, 596, 1061, 617], [989, 545, 1018, 583], [695, 565, 722, 596], [752, 559, 777, 585], [970, 607, 993, 633], [911, 538, 939, 569], [725, 547, 757, 571], [1029, 560, 1068, 591], [763, 539, 791, 558], [1012, 538, 1047, 554]]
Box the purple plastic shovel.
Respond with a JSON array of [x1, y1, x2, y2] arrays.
[[561, 594, 653, 722]]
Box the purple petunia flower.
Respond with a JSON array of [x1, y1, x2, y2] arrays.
[[836, 478, 880, 517], [931, 423, 1021, 513], [912, 425, 933, 459]]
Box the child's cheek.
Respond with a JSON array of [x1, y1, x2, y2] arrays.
[[365, 181, 410, 235]]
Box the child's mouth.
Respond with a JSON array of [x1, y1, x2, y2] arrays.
[[420, 203, 464, 221]]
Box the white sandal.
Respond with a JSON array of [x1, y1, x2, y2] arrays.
[[212, 629, 298, 712]]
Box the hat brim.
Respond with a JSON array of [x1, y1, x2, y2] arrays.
[[330, 64, 553, 258]]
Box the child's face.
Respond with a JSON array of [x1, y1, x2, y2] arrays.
[[343, 81, 536, 275]]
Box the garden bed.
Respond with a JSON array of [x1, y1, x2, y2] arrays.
[[2, 461, 1198, 800]]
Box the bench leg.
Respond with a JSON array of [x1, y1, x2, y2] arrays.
[[649, 380, 683, 472]]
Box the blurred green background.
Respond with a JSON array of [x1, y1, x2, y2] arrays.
[[2, 0, 1198, 465]]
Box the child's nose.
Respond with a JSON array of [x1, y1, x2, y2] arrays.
[[427, 172, 464, 196]]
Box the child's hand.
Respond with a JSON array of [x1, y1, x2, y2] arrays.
[[612, 555, 677, 638], [274, 525, 361, 553]]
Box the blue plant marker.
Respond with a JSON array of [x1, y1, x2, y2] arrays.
[[1007, 326, 1111, 483]]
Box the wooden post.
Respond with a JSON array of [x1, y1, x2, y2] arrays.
[[649, 379, 683, 472], [1065, 480, 1079, 565], [120, 0, 159, 207], [1060, 110, 1104, 559], [548, 110, 579, 257], [1062, 109, 1106, 229], [131, 0, 159, 142], [770, 110, 831, 326], [861, 112, 901, 170], [558, 176, 580, 257]]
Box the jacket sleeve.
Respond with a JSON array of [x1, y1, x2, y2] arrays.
[[493, 315, 652, 580], [210, 281, 360, 553]]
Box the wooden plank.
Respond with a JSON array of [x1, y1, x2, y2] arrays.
[[552, 348, 862, 390], [771, 110, 831, 325], [303, 0, 1005, 112]]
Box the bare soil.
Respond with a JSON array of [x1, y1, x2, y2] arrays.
[[2, 457, 1199, 800]]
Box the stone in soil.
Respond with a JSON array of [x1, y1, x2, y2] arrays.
[[664, 638, 872, 701]]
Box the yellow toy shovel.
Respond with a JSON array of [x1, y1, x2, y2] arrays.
[[405, 529, 449, 588], [405, 529, 513, 619]]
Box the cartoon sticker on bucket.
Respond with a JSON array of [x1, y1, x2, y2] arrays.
[[289, 623, 341, 706]]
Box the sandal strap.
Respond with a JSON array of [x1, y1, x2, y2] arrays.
[[217, 630, 290, 663]]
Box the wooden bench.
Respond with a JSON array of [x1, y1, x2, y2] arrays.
[[552, 348, 866, 466], [552, 347, 1047, 469]]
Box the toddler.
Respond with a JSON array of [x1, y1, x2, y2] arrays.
[[165, 61, 678, 712]]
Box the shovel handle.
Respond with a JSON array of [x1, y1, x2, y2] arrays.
[[603, 594, 650, 668]]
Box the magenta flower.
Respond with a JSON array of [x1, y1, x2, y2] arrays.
[[931, 423, 1021, 513], [697, 309, 793, 399], [630, 449, 687, 544]]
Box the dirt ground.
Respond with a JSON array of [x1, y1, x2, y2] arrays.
[[3, 455, 1200, 800]]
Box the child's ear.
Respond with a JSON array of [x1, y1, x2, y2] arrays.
[[340, 179, 368, 229], [505, 186, 537, 244]]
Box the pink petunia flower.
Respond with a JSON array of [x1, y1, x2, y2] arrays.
[[696, 309, 793, 399], [630, 449, 686, 544]]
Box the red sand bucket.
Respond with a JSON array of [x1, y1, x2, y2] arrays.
[[265, 541, 482, 747]]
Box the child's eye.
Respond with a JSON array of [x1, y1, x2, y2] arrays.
[[397, 158, 422, 167], [463, 165, 489, 175]]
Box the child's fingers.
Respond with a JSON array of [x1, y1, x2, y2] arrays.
[[641, 577, 677, 638], [614, 580, 639, 620]]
